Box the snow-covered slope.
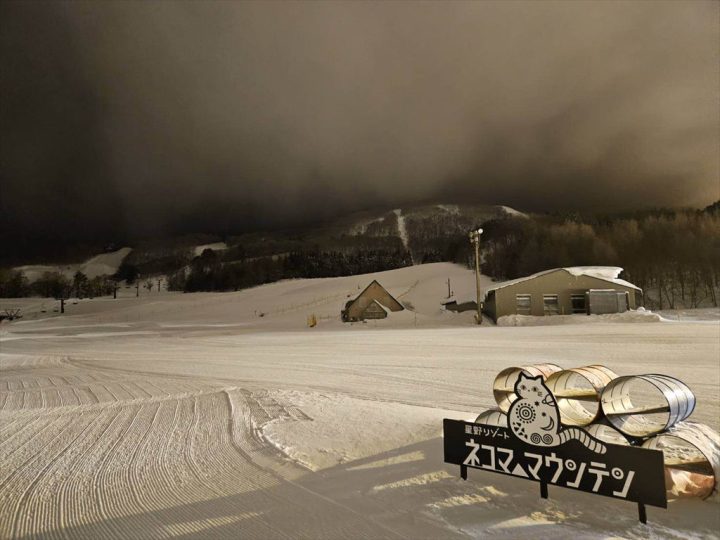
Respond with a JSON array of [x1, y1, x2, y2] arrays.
[[5, 262, 485, 328], [13, 247, 132, 281]]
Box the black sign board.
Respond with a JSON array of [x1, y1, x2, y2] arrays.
[[443, 374, 667, 523]]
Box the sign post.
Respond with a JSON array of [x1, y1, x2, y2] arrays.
[[443, 374, 667, 524]]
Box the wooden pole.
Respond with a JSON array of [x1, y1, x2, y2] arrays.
[[469, 229, 483, 325], [474, 238, 481, 323]]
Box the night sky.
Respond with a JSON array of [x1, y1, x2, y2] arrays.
[[1, 1, 718, 254]]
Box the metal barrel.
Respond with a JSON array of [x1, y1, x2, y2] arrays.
[[475, 408, 508, 428], [544, 365, 618, 426], [493, 363, 562, 412], [601, 374, 696, 437], [586, 422, 630, 446], [642, 421, 719, 499]]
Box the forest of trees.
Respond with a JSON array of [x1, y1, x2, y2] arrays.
[[0, 270, 118, 299]]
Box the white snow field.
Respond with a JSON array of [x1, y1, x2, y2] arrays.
[[1, 263, 718, 539]]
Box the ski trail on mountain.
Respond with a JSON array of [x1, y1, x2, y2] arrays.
[[393, 209, 413, 264]]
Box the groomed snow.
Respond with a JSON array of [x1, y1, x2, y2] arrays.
[[1, 262, 718, 539]]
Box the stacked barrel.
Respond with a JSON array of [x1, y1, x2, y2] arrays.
[[483, 363, 719, 500]]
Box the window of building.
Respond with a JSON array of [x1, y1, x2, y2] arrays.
[[516, 294, 531, 315], [571, 294, 586, 314], [543, 294, 559, 315]]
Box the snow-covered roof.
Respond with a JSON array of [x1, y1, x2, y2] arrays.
[[486, 266, 641, 293]]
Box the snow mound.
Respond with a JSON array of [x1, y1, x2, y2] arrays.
[[497, 309, 662, 326]]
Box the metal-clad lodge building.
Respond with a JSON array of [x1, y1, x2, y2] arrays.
[[483, 267, 642, 322]]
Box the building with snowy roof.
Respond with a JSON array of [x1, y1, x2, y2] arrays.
[[341, 280, 404, 322], [482, 267, 642, 322]]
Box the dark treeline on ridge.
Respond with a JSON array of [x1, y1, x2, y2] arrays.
[[1, 203, 718, 310], [168, 249, 412, 293]]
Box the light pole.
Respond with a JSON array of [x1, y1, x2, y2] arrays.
[[468, 228, 483, 325]]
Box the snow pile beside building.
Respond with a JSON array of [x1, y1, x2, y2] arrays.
[[497, 308, 662, 326]]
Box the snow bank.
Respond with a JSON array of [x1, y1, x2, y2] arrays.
[[657, 308, 720, 322], [497, 309, 662, 326]]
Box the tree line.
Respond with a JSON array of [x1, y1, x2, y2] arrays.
[[168, 248, 412, 292], [0, 270, 118, 299]]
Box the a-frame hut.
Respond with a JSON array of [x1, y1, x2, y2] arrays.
[[341, 280, 404, 322]]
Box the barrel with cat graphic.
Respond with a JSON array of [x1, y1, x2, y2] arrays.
[[507, 372, 608, 454], [492, 363, 562, 412], [586, 421, 631, 446], [601, 374, 695, 437], [544, 365, 617, 426], [642, 421, 719, 499]]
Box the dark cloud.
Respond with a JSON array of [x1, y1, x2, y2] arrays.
[[1, 0, 718, 254]]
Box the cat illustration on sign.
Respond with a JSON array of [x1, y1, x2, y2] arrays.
[[508, 372, 607, 454]]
